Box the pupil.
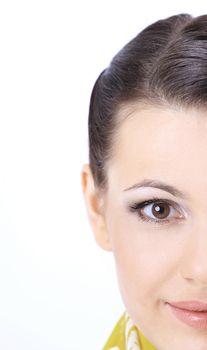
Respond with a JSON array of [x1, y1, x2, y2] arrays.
[[152, 203, 170, 219]]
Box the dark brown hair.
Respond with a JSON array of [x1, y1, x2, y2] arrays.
[[88, 13, 207, 190]]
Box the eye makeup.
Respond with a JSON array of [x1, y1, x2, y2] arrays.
[[128, 196, 185, 226]]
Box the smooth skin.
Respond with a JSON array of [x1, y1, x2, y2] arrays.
[[81, 105, 207, 350]]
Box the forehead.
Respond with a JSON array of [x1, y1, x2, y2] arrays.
[[107, 106, 207, 192]]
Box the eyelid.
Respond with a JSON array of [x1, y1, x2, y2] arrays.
[[130, 197, 180, 211]]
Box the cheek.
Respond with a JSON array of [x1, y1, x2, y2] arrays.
[[113, 240, 160, 309], [109, 216, 179, 309]]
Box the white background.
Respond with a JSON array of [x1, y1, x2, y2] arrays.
[[0, 1, 207, 349]]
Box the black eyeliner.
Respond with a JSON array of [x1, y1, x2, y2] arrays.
[[129, 197, 169, 212]]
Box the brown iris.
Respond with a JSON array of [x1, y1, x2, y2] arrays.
[[152, 202, 170, 219]]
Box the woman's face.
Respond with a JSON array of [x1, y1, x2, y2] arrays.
[[105, 105, 207, 350], [82, 106, 207, 350]]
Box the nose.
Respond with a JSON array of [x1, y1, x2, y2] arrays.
[[180, 223, 207, 286]]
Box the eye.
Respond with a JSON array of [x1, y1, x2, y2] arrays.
[[145, 201, 171, 219], [129, 197, 184, 225]]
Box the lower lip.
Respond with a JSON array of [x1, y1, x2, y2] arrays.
[[166, 303, 207, 329]]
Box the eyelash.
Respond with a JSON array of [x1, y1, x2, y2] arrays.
[[129, 197, 184, 226]]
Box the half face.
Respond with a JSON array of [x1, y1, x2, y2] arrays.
[[99, 106, 207, 350]]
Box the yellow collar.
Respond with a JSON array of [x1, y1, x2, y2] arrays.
[[103, 312, 157, 350]]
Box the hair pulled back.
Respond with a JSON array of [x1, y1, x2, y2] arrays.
[[88, 13, 207, 190]]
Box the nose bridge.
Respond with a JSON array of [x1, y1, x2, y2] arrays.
[[180, 220, 207, 285]]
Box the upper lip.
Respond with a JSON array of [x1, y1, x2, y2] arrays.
[[167, 300, 207, 311]]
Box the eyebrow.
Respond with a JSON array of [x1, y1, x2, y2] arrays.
[[123, 179, 188, 200]]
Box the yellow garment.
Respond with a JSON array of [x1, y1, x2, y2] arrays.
[[103, 312, 157, 350]]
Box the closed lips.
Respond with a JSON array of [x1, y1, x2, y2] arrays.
[[165, 300, 207, 329]]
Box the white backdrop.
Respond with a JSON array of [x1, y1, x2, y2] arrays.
[[0, 1, 207, 349]]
